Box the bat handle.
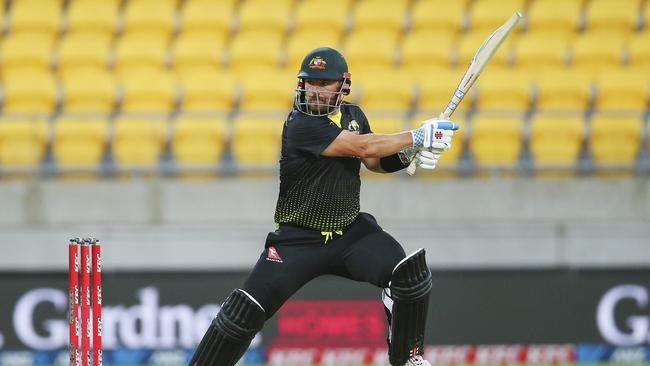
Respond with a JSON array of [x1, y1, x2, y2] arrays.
[[406, 113, 458, 175], [406, 160, 417, 175]]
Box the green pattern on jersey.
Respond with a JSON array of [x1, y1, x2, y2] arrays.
[[274, 162, 360, 232]]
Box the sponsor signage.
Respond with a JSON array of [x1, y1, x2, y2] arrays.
[[0, 269, 648, 364], [269, 300, 387, 364], [596, 284, 650, 346]]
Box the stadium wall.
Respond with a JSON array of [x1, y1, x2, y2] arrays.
[[0, 177, 648, 270]]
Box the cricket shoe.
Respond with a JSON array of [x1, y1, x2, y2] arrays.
[[402, 355, 431, 366]]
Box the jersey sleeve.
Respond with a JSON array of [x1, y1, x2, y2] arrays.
[[285, 114, 342, 157]]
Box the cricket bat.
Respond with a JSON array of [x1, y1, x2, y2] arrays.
[[407, 12, 523, 175]]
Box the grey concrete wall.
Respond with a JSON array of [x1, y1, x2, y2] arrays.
[[0, 177, 648, 270]]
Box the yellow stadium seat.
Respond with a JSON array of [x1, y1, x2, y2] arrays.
[[62, 69, 115, 113], [293, 0, 349, 34], [179, 0, 234, 36], [52, 117, 108, 167], [57, 33, 111, 74], [535, 69, 592, 110], [229, 32, 283, 71], [411, 111, 466, 167], [122, 0, 175, 36], [72, 0, 120, 6], [627, 32, 650, 69], [571, 31, 625, 76], [470, 113, 522, 166], [239, 70, 296, 111], [238, 1, 290, 34], [468, 0, 525, 32], [512, 31, 569, 71], [172, 33, 226, 71], [367, 116, 405, 134], [285, 29, 341, 70], [355, 68, 414, 110], [183, 0, 237, 7], [456, 30, 513, 68], [232, 114, 283, 165], [585, 0, 640, 33], [476, 69, 532, 112], [0, 118, 48, 168], [9, 0, 61, 35], [344, 30, 397, 71], [1, 32, 54, 72], [172, 116, 228, 165], [114, 33, 169, 74], [595, 68, 649, 111], [120, 69, 176, 113], [178, 68, 236, 112], [112, 117, 167, 167], [401, 31, 454, 71], [352, 0, 407, 33], [527, 0, 581, 34], [529, 113, 584, 166], [590, 114, 643, 165], [417, 68, 471, 112], [66, 0, 118, 36], [410, 0, 465, 34], [3, 69, 57, 114]]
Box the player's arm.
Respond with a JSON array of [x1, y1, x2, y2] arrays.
[[361, 156, 384, 173], [322, 123, 455, 173], [321, 130, 413, 159]]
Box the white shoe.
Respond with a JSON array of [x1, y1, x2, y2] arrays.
[[403, 355, 431, 366]]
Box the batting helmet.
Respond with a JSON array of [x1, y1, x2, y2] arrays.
[[294, 47, 352, 116]]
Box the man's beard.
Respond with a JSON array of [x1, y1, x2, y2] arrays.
[[306, 93, 337, 114]]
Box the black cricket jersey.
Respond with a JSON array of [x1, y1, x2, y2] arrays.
[[273, 102, 372, 232]]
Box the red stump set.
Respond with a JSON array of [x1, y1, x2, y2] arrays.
[[68, 238, 102, 366]]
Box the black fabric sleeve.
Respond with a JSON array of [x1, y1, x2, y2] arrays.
[[285, 114, 342, 157], [380, 153, 410, 172]]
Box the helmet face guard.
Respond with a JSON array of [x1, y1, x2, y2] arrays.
[[294, 73, 351, 116]]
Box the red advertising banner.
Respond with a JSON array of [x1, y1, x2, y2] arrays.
[[273, 300, 387, 347], [425, 345, 576, 364], [269, 300, 388, 364]]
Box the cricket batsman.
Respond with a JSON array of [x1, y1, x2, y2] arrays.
[[190, 47, 457, 366]]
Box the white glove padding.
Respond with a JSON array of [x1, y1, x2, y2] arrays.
[[414, 150, 441, 170], [411, 120, 456, 151]]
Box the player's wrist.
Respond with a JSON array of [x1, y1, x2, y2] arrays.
[[380, 153, 410, 172]]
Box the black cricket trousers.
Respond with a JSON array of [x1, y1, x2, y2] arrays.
[[242, 212, 407, 319]]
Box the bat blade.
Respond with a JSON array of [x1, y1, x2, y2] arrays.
[[442, 11, 522, 119]]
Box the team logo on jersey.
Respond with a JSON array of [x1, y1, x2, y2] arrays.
[[308, 56, 327, 69], [266, 246, 283, 263], [348, 120, 360, 132]]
